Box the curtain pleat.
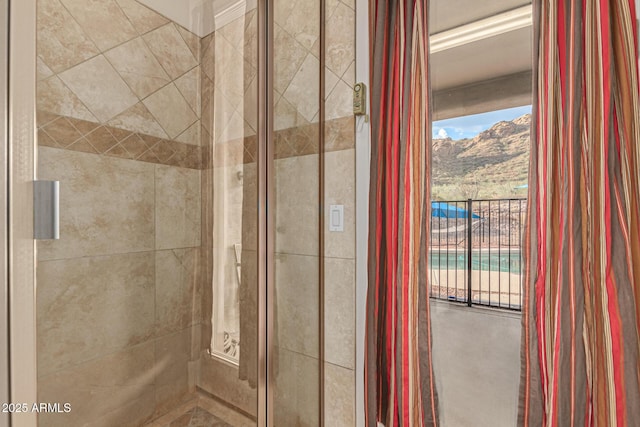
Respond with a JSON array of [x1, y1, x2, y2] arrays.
[[366, 1, 438, 426], [520, 0, 640, 425]]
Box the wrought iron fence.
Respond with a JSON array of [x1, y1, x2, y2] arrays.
[[429, 198, 527, 311]]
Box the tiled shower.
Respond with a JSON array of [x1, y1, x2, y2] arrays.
[[34, 0, 356, 425]]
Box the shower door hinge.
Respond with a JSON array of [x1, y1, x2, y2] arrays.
[[34, 180, 60, 240]]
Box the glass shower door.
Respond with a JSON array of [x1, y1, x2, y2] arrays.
[[34, 0, 259, 425], [272, 0, 322, 424]]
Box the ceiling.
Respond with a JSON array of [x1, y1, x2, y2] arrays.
[[431, 26, 532, 91], [430, 0, 533, 92], [430, 0, 531, 33]]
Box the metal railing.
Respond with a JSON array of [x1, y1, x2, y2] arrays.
[[429, 198, 527, 311]]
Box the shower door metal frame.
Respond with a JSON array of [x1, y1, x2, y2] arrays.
[[256, 0, 273, 424], [6, 0, 38, 425], [0, 0, 10, 423]]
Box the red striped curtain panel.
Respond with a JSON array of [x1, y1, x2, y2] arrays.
[[365, 1, 438, 426], [520, 0, 640, 426]]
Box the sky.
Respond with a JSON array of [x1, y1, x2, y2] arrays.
[[433, 105, 532, 140]]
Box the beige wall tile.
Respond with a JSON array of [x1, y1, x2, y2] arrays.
[[274, 347, 319, 426], [144, 83, 198, 139], [274, 154, 319, 255], [273, 24, 307, 95], [37, 147, 155, 260], [214, 35, 252, 108], [175, 66, 201, 118], [156, 249, 199, 336], [328, 0, 342, 16], [326, 79, 353, 121], [217, 14, 246, 48], [325, 2, 355, 77], [282, 54, 320, 122], [176, 25, 201, 60], [116, 0, 169, 35], [219, 111, 246, 143], [324, 149, 355, 259], [275, 254, 319, 358], [37, 0, 100, 74], [201, 35, 215, 82], [211, 90, 236, 141], [105, 37, 171, 99], [243, 77, 259, 134], [324, 258, 355, 369], [37, 76, 98, 122], [340, 0, 355, 10], [325, 67, 341, 100], [278, 0, 320, 51], [176, 121, 201, 146], [274, 97, 309, 133], [342, 60, 355, 87], [324, 363, 355, 427], [38, 341, 156, 427], [59, 0, 138, 52], [36, 57, 54, 81], [59, 55, 139, 122], [200, 76, 214, 135], [156, 165, 201, 250], [37, 252, 155, 377], [238, 163, 258, 251], [243, 11, 259, 70], [108, 102, 170, 139], [154, 328, 194, 415], [143, 23, 198, 80]]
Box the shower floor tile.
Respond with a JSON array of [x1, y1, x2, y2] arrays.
[[169, 406, 231, 427], [144, 392, 254, 427]]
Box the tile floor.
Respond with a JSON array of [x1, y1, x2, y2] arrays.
[[144, 393, 255, 427], [167, 407, 230, 427]]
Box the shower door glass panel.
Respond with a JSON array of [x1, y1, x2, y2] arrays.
[[34, 0, 258, 425], [272, 0, 321, 424], [200, 3, 261, 423]]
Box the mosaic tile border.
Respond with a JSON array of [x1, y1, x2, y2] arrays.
[[37, 111, 203, 170], [202, 116, 356, 168], [38, 112, 355, 170]]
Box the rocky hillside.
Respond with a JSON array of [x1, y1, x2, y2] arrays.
[[432, 114, 530, 200]]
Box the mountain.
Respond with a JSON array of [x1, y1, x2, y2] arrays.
[[432, 114, 530, 200]]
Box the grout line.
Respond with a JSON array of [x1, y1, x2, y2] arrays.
[[173, 22, 201, 61], [37, 246, 202, 264]]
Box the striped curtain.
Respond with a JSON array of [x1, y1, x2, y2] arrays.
[[520, 0, 640, 425], [365, 1, 438, 426]]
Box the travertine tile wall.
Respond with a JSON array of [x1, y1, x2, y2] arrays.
[[36, 1, 202, 426], [37, 0, 201, 146]]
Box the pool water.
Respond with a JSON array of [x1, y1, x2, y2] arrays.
[[429, 251, 522, 273]]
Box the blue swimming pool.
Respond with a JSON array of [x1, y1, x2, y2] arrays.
[[429, 251, 522, 273]]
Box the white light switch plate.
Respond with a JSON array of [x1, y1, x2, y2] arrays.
[[329, 205, 344, 232]]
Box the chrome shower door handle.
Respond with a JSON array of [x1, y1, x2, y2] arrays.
[[34, 180, 60, 240]]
